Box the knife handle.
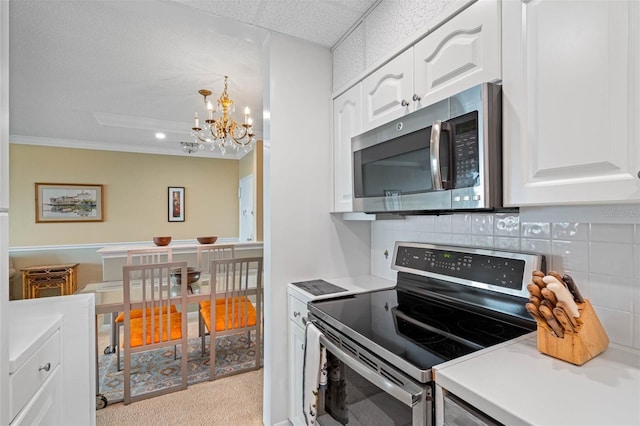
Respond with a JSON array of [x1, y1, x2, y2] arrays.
[[547, 271, 566, 285], [539, 305, 564, 338], [540, 299, 555, 311], [526, 303, 552, 332], [546, 281, 580, 317], [527, 283, 542, 299], [562, 274, 585, 303], [556, 301, 580, 329], [532, 276, 546, 289], [540, 288, 557, 306], [553, 307, 575, 333], [532, 270, 545, 278], [528, 295, 541, 308]]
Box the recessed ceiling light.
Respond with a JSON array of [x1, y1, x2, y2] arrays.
[[155, 132, 166, 139]]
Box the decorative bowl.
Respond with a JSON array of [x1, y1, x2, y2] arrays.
[[197, 236, 218, 244], [153, 236, 172, 246], [170, 267, 201, 286]]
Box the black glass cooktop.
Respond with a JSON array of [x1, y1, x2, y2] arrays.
[[291, 279, 348, 296], [309, 286, 535, 371]]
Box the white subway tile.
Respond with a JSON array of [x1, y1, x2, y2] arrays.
[[418, 232, 435, 243], [434, 215, 452, 233], [634, 315, 640, 349], [588, 273, 634, 312], [552, 222, 588, 241], [471, 214, 494, 235], [433, 233, 452, 244], [521, 222, 551, 239], [418, 216, 435, 232], [589, 242, 634, 278], [552, 240, 589, 272], [592, 305, 633, 347], [520, 239, 551, 257], [635, 245, 640, 279], [635, 225, 640, 244], [404, 215, 420, 232], [590, 223, 634, 243], [451, 214, 472, 234], [494, 237, 520, 251], [404, 231, 420, 243], [451, 234, 472, 246], [471, 236, 494, 247], [494, 213, 520, 237]]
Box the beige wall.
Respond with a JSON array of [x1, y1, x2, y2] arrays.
[[9, 144, 240, 246]]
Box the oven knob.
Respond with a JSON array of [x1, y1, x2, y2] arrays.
[[472, 195, 481, 201], [463, 195, 470, 201]]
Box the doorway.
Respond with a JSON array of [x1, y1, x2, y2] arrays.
[[239, 174, 254, 241]]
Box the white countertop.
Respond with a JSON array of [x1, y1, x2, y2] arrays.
[[287, 274, 396, 303], [434, 333, 640, 426]]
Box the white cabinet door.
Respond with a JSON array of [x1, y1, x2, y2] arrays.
[[288, 321, 306, 426], [414, 0, 501, 108], [361, 49, 414, 132], [503, 0, 640, 206], [333, 83, 362, 212], [10, 366, 61, 426]]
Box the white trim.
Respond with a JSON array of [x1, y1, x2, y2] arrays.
[[8, 239, 263, 253]]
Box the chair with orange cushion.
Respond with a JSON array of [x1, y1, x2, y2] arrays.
[[114, 247, 174, 371], [122, 261, 189, 404], [200, 256, 263, 380]]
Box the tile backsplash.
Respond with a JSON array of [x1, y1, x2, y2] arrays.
[[370, 210, 640, 349]]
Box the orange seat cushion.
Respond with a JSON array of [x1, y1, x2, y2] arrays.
[[114, 305, 177, 323], [126, 312, 183, 347], [199, 297, 256, 332]]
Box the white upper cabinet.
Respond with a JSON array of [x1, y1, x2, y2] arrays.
[[413, 0, 501, 108], [333, 83, 362, 212], [503, 0, 640, 206], [361, 49, 414, 132]]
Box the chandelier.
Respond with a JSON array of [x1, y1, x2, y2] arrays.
[[187, 75, 255, 155]]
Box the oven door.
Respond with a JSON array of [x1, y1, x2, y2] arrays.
[[317, 334, 432, 426]]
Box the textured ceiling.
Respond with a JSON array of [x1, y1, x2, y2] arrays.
[[9, 0, 377, 158]]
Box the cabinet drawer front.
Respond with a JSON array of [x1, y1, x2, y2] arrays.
[[9, 330, 61, 421], [10, 366, 61, 426], [289, 296, 308, 328]]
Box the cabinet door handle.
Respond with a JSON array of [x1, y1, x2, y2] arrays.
[[412, 94, 421, 102], [401, 99, 409, 107], [39, 362, 51, 372], [293, 311, 300, 317]]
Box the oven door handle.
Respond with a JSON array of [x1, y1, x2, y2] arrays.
[[319, 334, 424, 407]]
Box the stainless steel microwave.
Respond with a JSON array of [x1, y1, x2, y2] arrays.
[[352, 83, 502, 214]]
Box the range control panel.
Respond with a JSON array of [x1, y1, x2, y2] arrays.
[[394, 244, 526, 290]]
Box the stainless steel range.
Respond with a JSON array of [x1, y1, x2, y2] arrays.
[[307, 242, 544, 426]]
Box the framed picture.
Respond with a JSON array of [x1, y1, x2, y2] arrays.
[[168, 186, 185, 222], [35, 183, 104, 223]]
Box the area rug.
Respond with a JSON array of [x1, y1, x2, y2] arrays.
[[98, 332, 263, 404]]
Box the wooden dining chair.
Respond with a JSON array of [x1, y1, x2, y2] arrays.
[[196, 244, 236, 350], [115, 247, 175, 370], [122, 261, 189, 404], [196, 244, 235, 286], [200, 256, 263, 380]]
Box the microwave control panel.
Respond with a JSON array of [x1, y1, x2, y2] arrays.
[[451, 111, 479, 188]]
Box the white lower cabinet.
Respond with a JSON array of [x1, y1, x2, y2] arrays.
[[11, 366, 61, 426], [9, 322, 62, 425], [502, 0, 640, 205], [288, 294, 308, 426]]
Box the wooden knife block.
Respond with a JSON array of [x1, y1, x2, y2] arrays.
[[536, 299, 609, 366]]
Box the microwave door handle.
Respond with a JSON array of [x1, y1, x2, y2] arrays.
[[429, 121, 444, 190]]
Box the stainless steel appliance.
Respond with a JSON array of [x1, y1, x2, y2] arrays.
[[307, 242, 544, 426], [351, 83, 502, 214]]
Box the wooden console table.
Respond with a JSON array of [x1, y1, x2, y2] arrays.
[[21, 263, 79, 299]]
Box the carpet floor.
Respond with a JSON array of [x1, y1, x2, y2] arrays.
[[98, 332, 262, 404]]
